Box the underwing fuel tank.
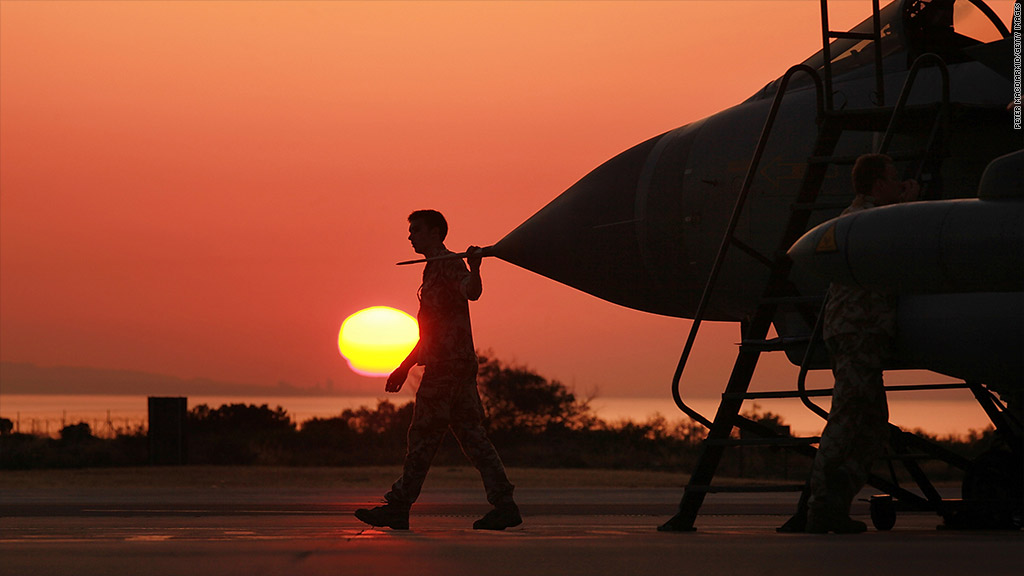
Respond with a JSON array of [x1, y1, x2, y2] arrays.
[[895, 292, 1023, 394], [785, 198, 1024, 294]]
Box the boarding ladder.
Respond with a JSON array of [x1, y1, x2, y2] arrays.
[[659, 0, 961, 532]]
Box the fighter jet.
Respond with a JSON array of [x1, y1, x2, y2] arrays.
[[483, 0, 1021, 530]]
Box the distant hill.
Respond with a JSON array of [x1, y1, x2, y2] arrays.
[[0, 362, 288, 396]]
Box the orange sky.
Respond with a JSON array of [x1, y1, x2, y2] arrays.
[[1, 1, 1014, 401]]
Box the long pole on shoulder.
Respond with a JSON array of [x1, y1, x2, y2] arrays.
[[396, 246, 495, 266]]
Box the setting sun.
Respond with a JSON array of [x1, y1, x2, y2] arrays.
[[338, 307, 419, 377]]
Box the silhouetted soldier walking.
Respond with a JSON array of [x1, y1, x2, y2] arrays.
[[355, 210, 520, 531]]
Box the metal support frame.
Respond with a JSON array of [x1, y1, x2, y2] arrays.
[[661, 3, 971, 533]]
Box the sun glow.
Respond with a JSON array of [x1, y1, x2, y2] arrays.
[[338, 306, 419, 377]]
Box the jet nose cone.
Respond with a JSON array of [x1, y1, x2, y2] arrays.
[[489, 105, 789, 322], [491, 125, 721, 318], [492, 134, 662, 310]]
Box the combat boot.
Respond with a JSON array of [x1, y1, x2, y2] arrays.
[[473, 502, 522, 530], [806, 466, 867, 533], [805, 509, 867, 534], [355, 502, 410, 530]]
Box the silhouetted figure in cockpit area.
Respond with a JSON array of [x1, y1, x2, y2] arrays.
[[355, 210, 521, 531], [903, 0, 982, 61]]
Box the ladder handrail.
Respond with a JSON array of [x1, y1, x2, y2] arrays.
[[796, 298, 832, 420], [877, 53, 950, 156], [870, 0, 885, 106], [670, 64, 824, 429]]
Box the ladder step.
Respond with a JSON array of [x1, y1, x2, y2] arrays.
[[884, 383, 971, 393], [824, 108, 894, 128], [809, 149, 931, 166], [823, 106, 941, 132], [791, 201, 850, 212], [720, 383, 967, 402], [723, 389, 833, 400], [882, 149, 932, 161], [685, 484, 807, 494], [828, 31, 877, 41], [740, 336, 810, 351], [758, 295, 824, 305], [807, 154, 866, 166], [703, 436, 820, 447], [729, 237, 774, 267], [883, 453, 934, 461]]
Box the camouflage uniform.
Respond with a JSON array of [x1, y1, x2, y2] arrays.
[[385, 250, 515, 507], [810, 198, 895, 518]]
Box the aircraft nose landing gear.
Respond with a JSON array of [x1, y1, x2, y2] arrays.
[[946, 448, 1024, 530], [868, 445, 1022, 531], [869, 494, 897, 531]]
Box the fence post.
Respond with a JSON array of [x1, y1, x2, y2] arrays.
[[148, 397, 187, 465]]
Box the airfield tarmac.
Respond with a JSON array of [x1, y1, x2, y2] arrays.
[[1, 466, 1020, 576]]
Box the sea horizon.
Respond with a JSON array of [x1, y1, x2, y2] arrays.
[[1, 392, 994, 439]]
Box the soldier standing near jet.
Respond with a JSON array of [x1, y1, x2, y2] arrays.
[[805, 154, 920, 534], [355, 209, 521, 531]]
